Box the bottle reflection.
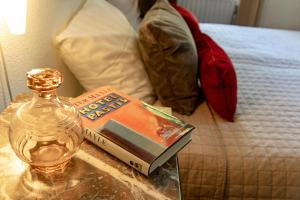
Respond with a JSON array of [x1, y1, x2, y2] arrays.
[[11, 159, 82, 199]]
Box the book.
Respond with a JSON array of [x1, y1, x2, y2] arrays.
[[71, 86, 194, 176]]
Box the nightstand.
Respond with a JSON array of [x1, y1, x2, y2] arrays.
[[0, 94, 182, 200]]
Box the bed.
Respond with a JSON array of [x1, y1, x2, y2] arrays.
[[54, 1, 300, 198], [177, 24, 300, 200]]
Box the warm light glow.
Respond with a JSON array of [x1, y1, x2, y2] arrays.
[[0, 145, 26, 175], [0, 0, 27, 35]]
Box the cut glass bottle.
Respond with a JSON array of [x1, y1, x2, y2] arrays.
[[9, 68, 83, 174]]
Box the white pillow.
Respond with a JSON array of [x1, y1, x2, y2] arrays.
[[107, 0, 141, 31], [56, 0, 155, 104]]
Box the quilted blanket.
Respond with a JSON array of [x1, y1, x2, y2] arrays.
[[177, 24, 300, 200], [176, 103, 227, 200]]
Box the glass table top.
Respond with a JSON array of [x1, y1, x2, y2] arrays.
[[0, 94, 181, 200]]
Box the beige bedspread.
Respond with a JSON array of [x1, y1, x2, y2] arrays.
[[211, 62, 300, 200], [176, 24, 300, 200], [175, 103, 227, 200]]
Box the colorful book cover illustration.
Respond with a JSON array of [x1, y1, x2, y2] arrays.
[[71, 86, 194, 171]]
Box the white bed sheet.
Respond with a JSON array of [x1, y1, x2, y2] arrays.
[[202, 24, 300, 69]]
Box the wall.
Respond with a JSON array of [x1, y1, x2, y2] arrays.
[[236, 0, 260, 26], [256, 0, 300, 30], [0, 48, 11, 111], [0, 0, 85, 101]]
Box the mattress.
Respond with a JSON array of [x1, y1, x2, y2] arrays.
[[177, 24, 300, 200]]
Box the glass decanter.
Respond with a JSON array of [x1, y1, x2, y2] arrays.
[[9, 68, 83, 175]]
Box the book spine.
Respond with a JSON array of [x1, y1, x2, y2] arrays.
[[84, 127, 151, 176]]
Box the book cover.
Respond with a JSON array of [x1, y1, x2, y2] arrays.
[[71, 86, 194, 175]]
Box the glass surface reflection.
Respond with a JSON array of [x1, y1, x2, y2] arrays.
[[10, 158, 84, 199], [1, 143, 181, 200]]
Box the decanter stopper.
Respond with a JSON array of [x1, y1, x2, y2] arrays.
[[27, 68, 63, 91]]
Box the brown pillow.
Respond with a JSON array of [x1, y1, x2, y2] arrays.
[[138, 0, 178, 19], [138, 0, 200, 115]]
